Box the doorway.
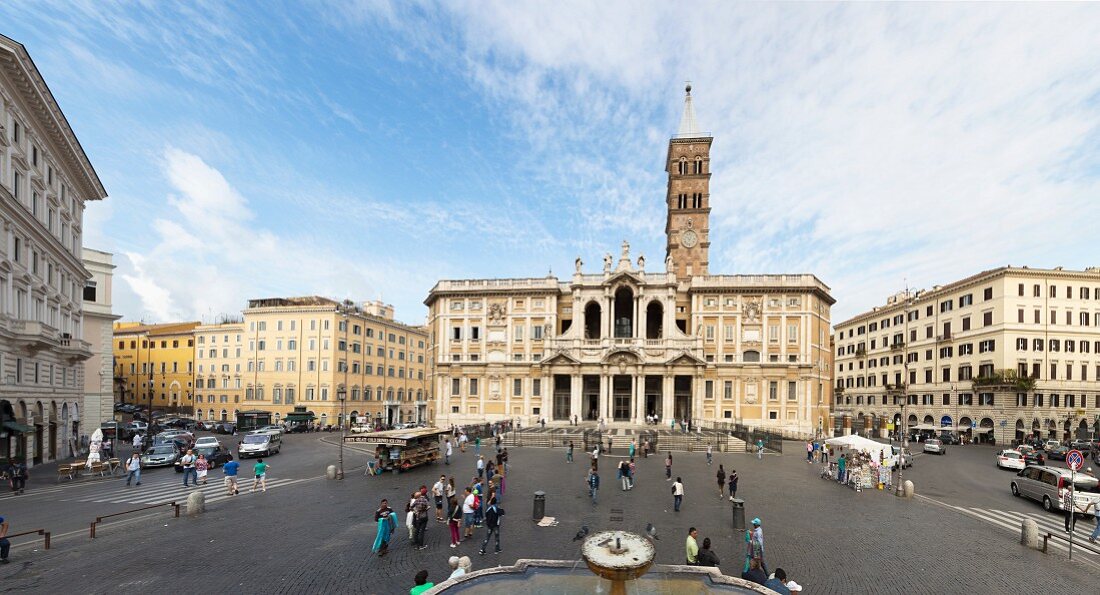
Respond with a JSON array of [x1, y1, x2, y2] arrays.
[[644, 376, 662, 420], [673, 376, 692, 422], [612, 376, 632, 421], [553, 375, 571, 421], [34, 424, 44, 464], [583, 375, 599, 421]]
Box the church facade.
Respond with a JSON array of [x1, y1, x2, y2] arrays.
[[426, 88, 834, 433]]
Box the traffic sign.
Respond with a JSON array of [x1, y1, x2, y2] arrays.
[[1067, 449, 1084, 471]]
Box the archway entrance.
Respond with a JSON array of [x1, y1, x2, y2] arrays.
[[584, 302, 602, 339], [673, 376, 692, 422], [612, 375, 632, 421], [645, 301, 663, 339]]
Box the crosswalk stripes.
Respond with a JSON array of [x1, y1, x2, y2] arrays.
[[944, 503, 1099, 557], [60, 476, 311, 506]]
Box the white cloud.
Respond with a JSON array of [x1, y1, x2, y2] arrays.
[[117, 148, 435, 325], [428, 2, 1100, 321]]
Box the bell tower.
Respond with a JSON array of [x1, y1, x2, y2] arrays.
[[664, 84, 712, 281]]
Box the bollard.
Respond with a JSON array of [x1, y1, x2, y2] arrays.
[[533, 490, 546, 521], [187, 491, 206, 516], [1021, 518, 1039, 550], [731, 498, 745, 534], [903, 480, 915, 498], [326, 465, 337, 480]]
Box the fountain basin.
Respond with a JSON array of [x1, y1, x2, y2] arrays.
[[425, 559, 778, 594]]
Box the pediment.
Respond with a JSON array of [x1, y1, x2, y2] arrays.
[[601, 348, 642, 364], [665, 350, 706, 366], [542, 350, 581, 365], [606, 270, 645, 288]]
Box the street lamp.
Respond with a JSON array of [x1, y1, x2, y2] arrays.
[[897, 289, 913, 497], [953, 383, 959, 442], [337, 388, 347, 480]]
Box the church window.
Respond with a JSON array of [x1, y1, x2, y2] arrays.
[[694, 157, 703, 174], [678, 157, 687, 175]]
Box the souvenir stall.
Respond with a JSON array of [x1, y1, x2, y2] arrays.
[[824, 435, 896, 491]]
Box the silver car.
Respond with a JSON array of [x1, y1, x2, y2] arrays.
[[140, 445, 180, 468], [891, 446, 914, 468], [922, 438, 946, 455], [1011, 465, 1100, 516]]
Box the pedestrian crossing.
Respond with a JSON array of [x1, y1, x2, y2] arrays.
[[941, 502, 1099, 557], [0, 472, 312, 506]]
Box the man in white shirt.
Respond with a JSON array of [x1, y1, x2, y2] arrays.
[[433, 476, 446, 522], [132, 433, 143, 452], [445, 439, 453, 465], [672, 477, 684, 512], [124, 453, 142, 486], [462, 487, 477, 539]]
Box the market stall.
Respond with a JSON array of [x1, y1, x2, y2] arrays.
[[344, 427, 447, 473], [824, 435, 896, 491]]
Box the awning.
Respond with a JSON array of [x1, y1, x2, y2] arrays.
[[284, 412, 316, 421], [910, 424, 936, 430], [2, 421, 33, 433], [973, 427, 994, 433]]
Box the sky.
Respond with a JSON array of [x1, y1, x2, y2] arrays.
[[3, 1, 1100, 327]]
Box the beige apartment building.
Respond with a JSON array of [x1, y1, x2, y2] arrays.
[[113, 321, 199, 414], [833, 266, 1100, 443], [194, 297, 431, 427], [426, 88, 834, 435], [81, 248, 119, 434], [0, 35, 108, 466]]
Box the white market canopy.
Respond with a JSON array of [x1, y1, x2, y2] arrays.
[[825, 435, 894, 460]]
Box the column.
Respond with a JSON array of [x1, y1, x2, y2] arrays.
[[693, 372, 704, 423], [599, 374, 609, 422], [662, 375, 674, 422], [576, 373, 585, 420], [632, 375, 642, 424]]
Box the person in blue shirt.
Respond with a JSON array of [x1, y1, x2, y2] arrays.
[[223, 455, 241, 496], [587, 467, 600, 505], [763, 567, 790, 595]]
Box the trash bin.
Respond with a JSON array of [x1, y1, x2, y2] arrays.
[[533, 490, 546, 521], [731, 498, 745, 533]]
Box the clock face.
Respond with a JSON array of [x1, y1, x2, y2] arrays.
[[681, 229, 698, 248]]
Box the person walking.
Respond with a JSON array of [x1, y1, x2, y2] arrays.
[[9, 460, 28, 494], [0, 516, 9, 564], [479, 495, 503, 555], [665, 452, 673, 481], [627, 458, 636, 490], [756, 439, 764, 460], [685, 527, 699, 564], [619, 459, 631, 491], [373, 498, 397, 557], [462, 487, 477, 540], [180, 449, 197, 487], [629, 439, 636, 459], [445, 477, 457, 519], [250, 459, 269, 492], [566, 441, 574, 463], [837, 454, 847, 484], [642, 438, 649, 458], [433, 475, 447, 522], [476, 455, 485, 479], [124, 452, 142, 486], [728, 469, 739, 501], [445, 439, 453, 465], [447, 494, 463, 547], [195, 453, 210, 485], [132, 432, 143, 452], [1085, 501, 1100, 543], [706, 444, 713, 466], [697, 537, 720, 567], [474, 436, 481, 456], [806, 441, 813, 463], [672, 477, 684, 512], [459, 432, 467, 452], [587, 466, 600, 505], [716, 465, 726, 498], [222, 455, 240, 496], [412, 487, 431, 550]]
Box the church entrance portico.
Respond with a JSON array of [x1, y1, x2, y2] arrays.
[[583, 375, 600, 420], [552, 375, 571, 421], [645, 376, 662, 421]]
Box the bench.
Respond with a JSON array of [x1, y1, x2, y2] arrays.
[[56, 465, 75, 482]]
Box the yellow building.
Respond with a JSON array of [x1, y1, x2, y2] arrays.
[[425, 87, 834, 436], [194, 298, 431, 427], [113, 321, 199, 414]]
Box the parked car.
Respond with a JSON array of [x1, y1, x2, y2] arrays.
[[1017, 445, 1046, 466], [194, 436, 221, 448], [287, 424, 310, 433], [1042, 440, 1061, 452], [1012, 465, 1100, 516], [238, 432, 282, 458], [1047, 445, 1070, 461], [254, 425, 285, 434], [350, 423, 374, 434], [214, 422, 237, 435], [141, 445, 181, 468], [175, 444, 231, 471], [1068, 439, 1095, 452], [197, 420, 219, 432], [996, 449, 1026, 470], [891, 446, 913, 469], [938, 433, 961, 445], [922, 439, 946, 455]]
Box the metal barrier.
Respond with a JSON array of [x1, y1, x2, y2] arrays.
[[7, 528, 50, 549], [90, 501, 180, 538], [1041, 531, 1100, 558]]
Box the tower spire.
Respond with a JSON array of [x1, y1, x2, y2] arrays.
[[677, 82, 699, 137]]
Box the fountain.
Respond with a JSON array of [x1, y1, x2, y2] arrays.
[[580, 530, 654, 594]]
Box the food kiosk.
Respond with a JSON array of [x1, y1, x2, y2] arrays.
[[344, 427, 447, 473]]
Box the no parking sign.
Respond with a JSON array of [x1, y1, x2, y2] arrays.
[[1067, 449, 1084, 471]]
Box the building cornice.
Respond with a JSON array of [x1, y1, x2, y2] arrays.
[[0, 34, 107, 201]]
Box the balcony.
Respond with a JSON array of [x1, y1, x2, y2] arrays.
[[972, 370, 1035, 392], [890, 342, 905, 351]]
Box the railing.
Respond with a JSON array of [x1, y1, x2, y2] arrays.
[[8, 528, 51, 549], [90, 501, 180, 538], [1041, 530, 1100, 558]]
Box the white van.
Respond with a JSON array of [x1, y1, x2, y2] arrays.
[[239, 432, 282, 458], [1011, 465, 1100, 516]]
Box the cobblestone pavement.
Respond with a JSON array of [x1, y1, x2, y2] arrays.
[[1, 438, 1097, 594]]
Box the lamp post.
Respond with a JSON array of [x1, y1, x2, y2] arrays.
[[897, 289, 913, 497], [953, 383, 959, 442], [337, 388, 347, 480]]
